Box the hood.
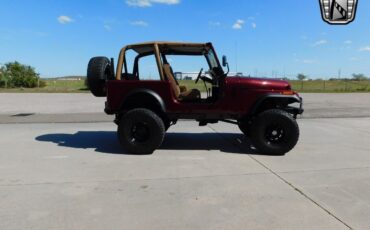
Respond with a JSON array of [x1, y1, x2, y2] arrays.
[[226, 77, 291, 91]]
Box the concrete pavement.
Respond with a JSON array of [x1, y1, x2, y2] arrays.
[[1, 93, 370, 229], [1, 118, 370, 229]]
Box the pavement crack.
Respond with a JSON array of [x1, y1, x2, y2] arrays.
[[208, 125, 353, 230], [247, 155, 353, 230]]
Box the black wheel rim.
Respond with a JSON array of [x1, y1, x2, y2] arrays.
[[264, 124, 286, 144], [130, 122, 150, 143]]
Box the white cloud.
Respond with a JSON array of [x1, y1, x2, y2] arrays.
[[344, 40, 352, 44], [232, 24, 242, 30], [232, 19, 245, 30], [104, 25, 112, 31], [57, 15, 73, 24], [126, 0, 150, 7], [130, 20, 149, 26], [126, 0, 180, 7], [312, 39, 328, 47], [359, 46, 370, 52], [251, 22, 257, 29]]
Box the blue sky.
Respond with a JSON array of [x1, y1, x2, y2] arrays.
[[0, 0, 369, 79]]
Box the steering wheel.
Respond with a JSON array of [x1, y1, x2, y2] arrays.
[[195, 68, 204, 84]]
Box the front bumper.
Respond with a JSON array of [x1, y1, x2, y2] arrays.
[[285, 96, 304, 117]]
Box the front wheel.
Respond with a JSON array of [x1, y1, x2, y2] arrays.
[[117, 108, 165, 154], [249, 109, 299, 155]]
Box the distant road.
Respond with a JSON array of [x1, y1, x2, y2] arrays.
[[1, 93, 370, 123], [0, 93, 104, 114]]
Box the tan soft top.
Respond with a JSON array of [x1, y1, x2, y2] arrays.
[[127, 41, 208, 47], [125, 41, 211, 55]]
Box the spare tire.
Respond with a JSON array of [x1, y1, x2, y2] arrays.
[[87, 57, 112, 97]]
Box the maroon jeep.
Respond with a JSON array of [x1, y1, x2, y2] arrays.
[[87, 42, 303, 155]]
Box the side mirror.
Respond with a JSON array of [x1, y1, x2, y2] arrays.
[[222, 55, 228, 67]]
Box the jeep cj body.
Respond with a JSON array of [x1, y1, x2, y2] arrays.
[[87, 41, 304, 155]]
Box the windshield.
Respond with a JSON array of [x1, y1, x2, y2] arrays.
[[206, 49, 219, 69]]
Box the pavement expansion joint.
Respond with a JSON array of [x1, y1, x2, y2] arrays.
[[207, 124, 353, 230], [251, 158, 353, 230]]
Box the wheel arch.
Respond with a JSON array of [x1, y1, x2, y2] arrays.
[[120, 89, 166, 115]]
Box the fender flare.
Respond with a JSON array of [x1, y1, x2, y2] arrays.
[[250, 94, 303, 115], [120, 88, 166, 113]]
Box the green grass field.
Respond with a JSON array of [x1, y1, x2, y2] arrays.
[[0, 78, 369, 93], [289, 80, 370, 92], [0, 79, 88, 93]]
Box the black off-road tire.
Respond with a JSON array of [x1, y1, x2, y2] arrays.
[[163, 119, 171, 132], [87, 57, 111, 97], [238, 121, 250, 136], [249, 109, 299, 155], [117, 108, 165, 154]]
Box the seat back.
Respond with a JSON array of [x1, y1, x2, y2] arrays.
[[163, 63, 180, 98]]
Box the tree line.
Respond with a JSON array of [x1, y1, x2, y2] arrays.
[[296, 73, 369, 81], [0, 62, 46, 88]]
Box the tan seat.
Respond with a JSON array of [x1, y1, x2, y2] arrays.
[[163, 63, 201, 102]]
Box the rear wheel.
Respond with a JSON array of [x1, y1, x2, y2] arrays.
[[117, 108, 165, 154], [249, 109, 299, 155], [163, 119, 171, 131]]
